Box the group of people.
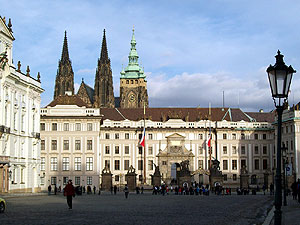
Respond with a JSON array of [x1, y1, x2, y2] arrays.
[[151, 184, 211, 196]]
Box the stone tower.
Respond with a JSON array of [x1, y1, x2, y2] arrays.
[[120, 28, 148, 108], [54, 31, 74, 99], [93, 29, 115, 108]]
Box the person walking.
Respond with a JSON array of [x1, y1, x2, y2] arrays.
[[297, 179, 300, 203], [124, 185, 129, 199], [48, 185, 52, 195], [291, 181, 297, 200], [54, 185, 57, 195], [93, 186, 96, 194], [64, 180, 75, 210]]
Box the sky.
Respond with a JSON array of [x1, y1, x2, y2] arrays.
[[1, 0, 300, 112]]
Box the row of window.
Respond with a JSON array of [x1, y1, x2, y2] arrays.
[[104, 159, 153, 171], [47, 176, 93, 186], [104, 133, 153, 140], [41, 123, 94, 132], [41, 139, 93, 151], [41, 157, 94, 171], [104, 146, 153, 155]]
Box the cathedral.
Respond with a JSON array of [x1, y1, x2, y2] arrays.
[[53, 28, 148, 109]]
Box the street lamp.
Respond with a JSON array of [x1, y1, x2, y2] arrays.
[[267, 50, 296, 225]]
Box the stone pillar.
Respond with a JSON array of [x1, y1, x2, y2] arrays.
[[240, 166, 249, 189], [125, 166, 137, 191], [101, 166, 112, 191]]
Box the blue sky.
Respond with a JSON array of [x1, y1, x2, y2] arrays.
[[2, 0, 300, 111]]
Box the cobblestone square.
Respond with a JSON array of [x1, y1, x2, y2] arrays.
[[0, 193, 273, 225]]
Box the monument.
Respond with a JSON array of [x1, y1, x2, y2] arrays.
[[151, 164, 162, 186], [177, 160, 192, 187], [240, 165, 249, 189], [101, 166, 112, 191], [125, 165, 137, 191], [209, 159, 224, 187]]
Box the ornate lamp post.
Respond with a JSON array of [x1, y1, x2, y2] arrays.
[[267, 50, 296, 225]]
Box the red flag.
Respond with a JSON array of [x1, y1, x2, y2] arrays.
[[139, 127, 145, 147], [207, 135, 211, 147]]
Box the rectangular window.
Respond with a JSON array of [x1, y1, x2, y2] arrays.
[[21, 115, 25, 132], [75, 140, 81, 150], [115, 133, 119, 139], [41, 140, 45, 150], [125, 146, 129, 154], [232, 133, 236, 140], [263, 159, 268, 170], [138, 160, 143, 170], [199, 146, 203, 155], [75, 123, 81, 131], [124, 160, 129, 170], [223, 160, 228, 170], [255, 159, 260, 170], [199, 134, 203, 139], [51, 140, 57, 150], [254, 146, 259, 155], [263, 134, 267, 140], [263, 146, 267, 155], [241, 133, 245, 140], [198, 160, 203, 169], [291, 140, 294, 151], [148, 160, 153, 170], [148, 146, 153, 155], [125, 133, 130, 139], [63, 177, 69, 185], [223, 174, 227, 181], [286, 126, 289, 133], [87, 176, 92, 185], [75, 157, 81, 171], [139, 147, 143, 155], [62, 157, 69, 171], [50, 157, 58, 171], [86, 157, 93, 171], [40, 123, 45, 131], [223, 133, 227, 139], [105, 133, 110, 139], [75, 177, 80, 186], [148, 133, 153, 140], [41, 157, 45, 171], [63, 123, 69, 131], [233, 174, 237, 181], [105, 160, 110, 170], [51, 177, 57, 185], [63, 140, 69, 150], [87, 123, 93, 131], [87, 140, 93, 150], [232, 160, 237, 170], [241, 145, 246, 154], [114, 160, 120, 170], [115, 175, 119, 182], [223, 146, 227, 154], [241, 159, 246, 168], [52, 123, 57, 131], [254, 133, 258, 140], [232, 146, 237, 154], [115, 146, 120, 154], [105, 146, 110, 154], [162, 161, 167, 165]]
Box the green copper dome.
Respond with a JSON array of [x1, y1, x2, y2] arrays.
[[120, 27, 146, 79]]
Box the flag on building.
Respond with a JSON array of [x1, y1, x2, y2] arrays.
[[207, 134, 211, 147], [139, 127, 145, 147]]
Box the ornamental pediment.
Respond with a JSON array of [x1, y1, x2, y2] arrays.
[[0, 17, 14, 40]]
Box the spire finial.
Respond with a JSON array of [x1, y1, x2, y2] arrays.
[[133, 25, 135, 32], [37, 72, 41, 82], [100, 29, 109, 62], [26, 66, 30, 77], [61, 31, 70, 62], [8, 18, 12, 32], [17, 61, 21, 72], [82, 77, 84, 83]]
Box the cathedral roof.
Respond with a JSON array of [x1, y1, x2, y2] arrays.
[[100, 107, 273, 122], [244, 111, 275, 123], [47, 95, 88, 107], [78, 80, 95, 104]]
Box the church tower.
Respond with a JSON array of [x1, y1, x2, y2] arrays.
[[93, 29, 115, 108], [54, 31, 74, 99], [120, 28, 148, 108]]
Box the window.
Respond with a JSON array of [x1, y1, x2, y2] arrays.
[[263, 146, 267, 155], [125, 133, 129, 139], [115, 133, 119, 139], [139, 175, 143, 181], [87, 140, 93, 150], [75, 157, 81, 171], [223, 133, 227, 139], [241, 133, 245, 140], [63, 140, 69, 150], [105, 146, 110, 154], [115, 145, 120, 154], [52, 123, 57, 131], [13, 112, 17, 130], [241, 159, 246, 168], [232, 146, 237, 154], [41, 123, 45, 131], [199, 146, 203, 155], [198, 160, 203, 169], [51, 177, 57, 185], [86, 157, 93, 171], [199, 134, 203, 139], [139, 147, 143, 155], [232, 160, 237, 170], [233, 174, 237, 181], [87, 177, 92, 185], [75, 177, 80, 186], [263, 134, 267, 140], [41, 140, 45, 150], [41, 157, 45, 171], [115, 160, 120, 170], [105, 133, 110, 139], [125, 146, 129, 154], [148, 133, 153, 140], [63, 123, 69, 131], [51, 140, 57, 150], [63, 177, 69, 185], [254, 134, 258, 140], [75, 123, 81, 131], [232, 133, 236, 140], [241, 145, 246, 154], [223, 160, 228, 170], [286, 126, 289, 133], [75, 140, 81, 150], [87, 123, 93, 131], [148, 146, 153, 155], [254, 146, 259, 155], [263, 159, 268, 170], [291, 140, 294, 151], [105, 160, 110, 169], [21, 115, 25, 132], [148, 160, 153, 170], [162, 161, 167, 165], [254, 159, 260, 170], [124, 160, 129, 170], [223, 146, 227, 154], [138, 160, 143, 170], [223, 174, 227, 181], [115, 175, 119, 182], [50, 157, 58, 171], [62, 157, 69, 171]]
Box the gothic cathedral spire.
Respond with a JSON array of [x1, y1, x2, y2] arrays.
[[93, 29, 115, 108], [54, 31, 74, 99]]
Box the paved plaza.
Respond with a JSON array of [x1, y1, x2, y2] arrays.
[[0, 192, 273, 225]]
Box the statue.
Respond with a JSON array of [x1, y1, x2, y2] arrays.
[[127, 165, 136, 174], [0, 50, 8, 70], [241, 165, 248, 174]]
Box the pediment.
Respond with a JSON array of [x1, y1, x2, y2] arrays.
[[166, 133, 185, 139], [0, 17, 14, 40]]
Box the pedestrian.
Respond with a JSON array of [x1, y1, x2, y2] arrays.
[[93, 186, 96, 194], [270, 183, 274, 195], [141, 186, 144, 194], [54, 185, 57, 195], [64, 180, 75, 210], [291, 181, 297, 200], [262, 184, 266, 195], [124, 185, 129, 199], [48, 185, 52, 195], [296, 179, 300, 203], [114, 185, 117, 195]]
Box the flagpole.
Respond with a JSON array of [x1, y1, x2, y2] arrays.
[[209, 103, 212, 168], [143, 103, 146, 184]]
